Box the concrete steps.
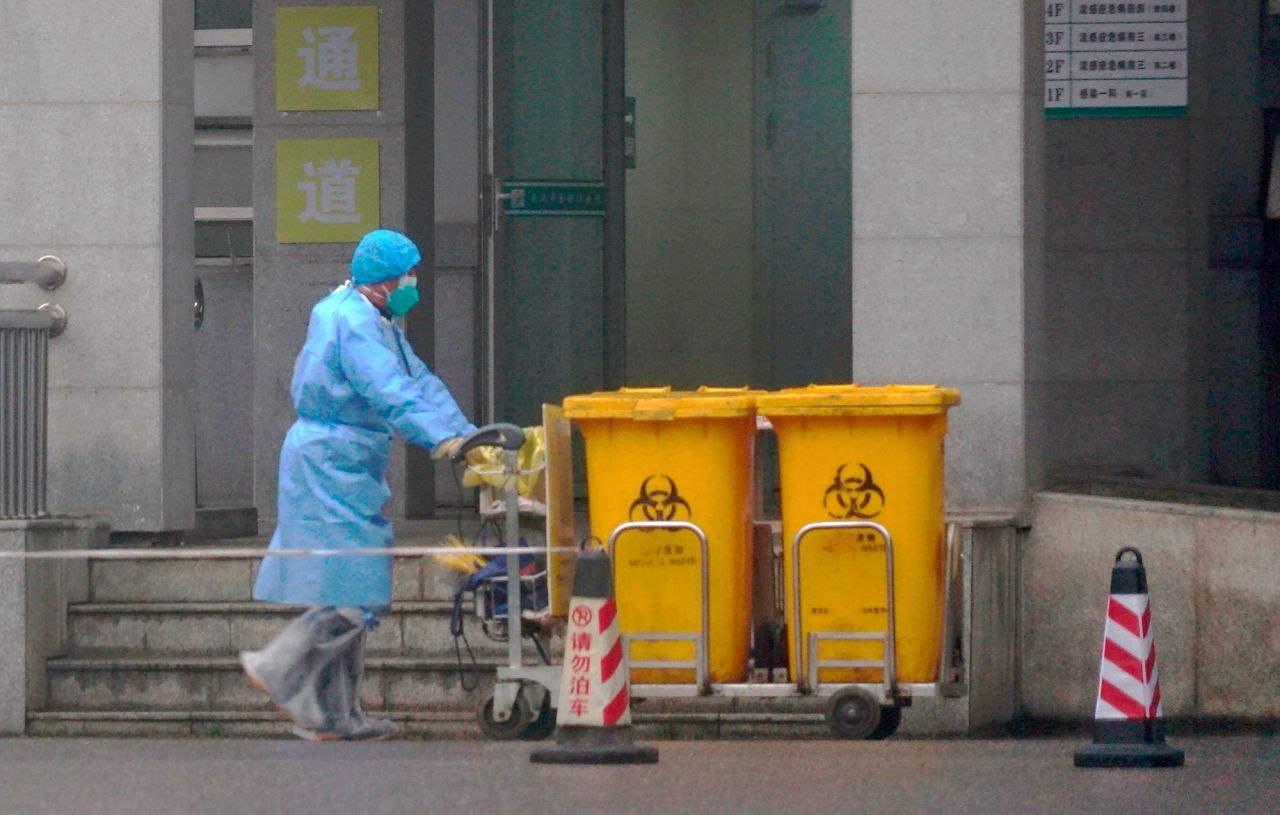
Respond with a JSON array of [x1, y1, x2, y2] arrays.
[[85, 545, 463, 604], [32, 529, 840, 739], [65, 601, 508, 658], [25, 709, 482, 739], [36, 533, 530, 735], [28, 703, 834, 740], [44, 655, 500, 713]]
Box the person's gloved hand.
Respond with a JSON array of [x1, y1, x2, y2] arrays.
[[431, 437, 495, 466], [431, 437, 464, 460]]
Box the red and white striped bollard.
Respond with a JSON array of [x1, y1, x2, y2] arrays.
[[1075, 547, 1184, 768], [531, 548, 658, 765]]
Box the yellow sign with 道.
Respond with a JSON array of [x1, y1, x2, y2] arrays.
[[276, 5, 379, 111], [276, 138, 380, 244]]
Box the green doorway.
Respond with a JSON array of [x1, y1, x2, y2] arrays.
[[481, 0, 851, 426]]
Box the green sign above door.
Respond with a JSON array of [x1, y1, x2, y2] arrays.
[[502, 181, 606, 217]]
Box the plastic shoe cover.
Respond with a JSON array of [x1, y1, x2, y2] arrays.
[[241, 647, 304, 722], [240, 649, 271, 695], [289, 723, 344, 742], [240, 607, 365, 732], [291, 714, 400, 742], [343, 713, 402, 741]]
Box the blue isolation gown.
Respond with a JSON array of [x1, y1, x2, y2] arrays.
[[253, 285, 475, 608]]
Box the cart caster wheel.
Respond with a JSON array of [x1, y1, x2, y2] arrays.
[[522, 698, 556, 741], [866, 704, 902, 740], [826, 687, 882, 740], [476, 690, 532, 740]]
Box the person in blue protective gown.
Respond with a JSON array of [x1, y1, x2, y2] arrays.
[[241, 229, 478, 741]]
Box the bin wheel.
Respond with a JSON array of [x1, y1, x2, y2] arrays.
[[476, 690, 532, 740], [826, 687, 882, 739], [521, 697, 556, 741], [866, 704, 902, 740]]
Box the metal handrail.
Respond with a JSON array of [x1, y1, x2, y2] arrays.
[[0, 256, 66, 290], [2, 306, 55, 519], [622, 632, 705, 688], [791, 520, 895, 697], [607, 520, 710, 693], [808, 631, 887, 689], [0, 305, 67, 337]]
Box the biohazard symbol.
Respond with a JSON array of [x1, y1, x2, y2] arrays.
[[823, 463, 886, 519], [628, 475, 692, 522]]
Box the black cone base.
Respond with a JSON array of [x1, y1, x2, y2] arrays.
[[529, 727, 659, 765], [1074, 741, 1185, 768]]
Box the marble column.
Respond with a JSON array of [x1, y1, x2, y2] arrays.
[[0, 0, 196, 532], [849, 0, 1045, 512]]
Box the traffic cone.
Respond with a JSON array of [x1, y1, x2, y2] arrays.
[[1074, 547, 1184, 768], [530, 549, 658, 765]]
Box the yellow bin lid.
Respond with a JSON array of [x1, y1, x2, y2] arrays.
[[563, 386, 759, 421], [756, 383, 960, 417]]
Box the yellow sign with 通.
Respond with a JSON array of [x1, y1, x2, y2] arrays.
[[277, 138, 379, 244], [276, 5, 379, 111]]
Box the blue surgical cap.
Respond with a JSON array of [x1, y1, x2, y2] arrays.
[[351, 230, 422, 285]]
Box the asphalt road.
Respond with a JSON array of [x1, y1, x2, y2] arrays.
[[0, 735, 1274, 815]]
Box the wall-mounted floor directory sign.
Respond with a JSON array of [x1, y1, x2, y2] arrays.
[[1045, 2, 1188, 117], [277, 5, 379, 111], [277, 138, 380, 244]]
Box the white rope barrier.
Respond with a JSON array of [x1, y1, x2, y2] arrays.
[[0, 546, 584, 562]]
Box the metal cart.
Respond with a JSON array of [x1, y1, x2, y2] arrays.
[[607, 518, 966, 739], [454, 421, 965, 740], [452, 421, 566, 740]]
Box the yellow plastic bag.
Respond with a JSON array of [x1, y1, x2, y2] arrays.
[[429, 533, 488, 595], [430, 534, 486, 574], [460, 425, 546, 499]]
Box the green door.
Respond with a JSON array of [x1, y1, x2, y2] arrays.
[[756, 0, 852, 389], [481, 0, 850, 416], [482, 0, 625, 427]]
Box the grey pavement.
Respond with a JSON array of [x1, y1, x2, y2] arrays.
[[0, 735, 1275, 815]]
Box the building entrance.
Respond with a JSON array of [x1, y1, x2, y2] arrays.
[[481, 0, 851, 431]]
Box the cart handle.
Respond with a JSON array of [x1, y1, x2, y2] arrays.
[[454, 423, 525, 459], [792, 520, 895, 697], [607, 521, 710, 694]]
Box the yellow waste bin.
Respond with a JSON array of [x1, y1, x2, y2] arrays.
[[756, 384, 960, 686], [562, 387, 757, 684]]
